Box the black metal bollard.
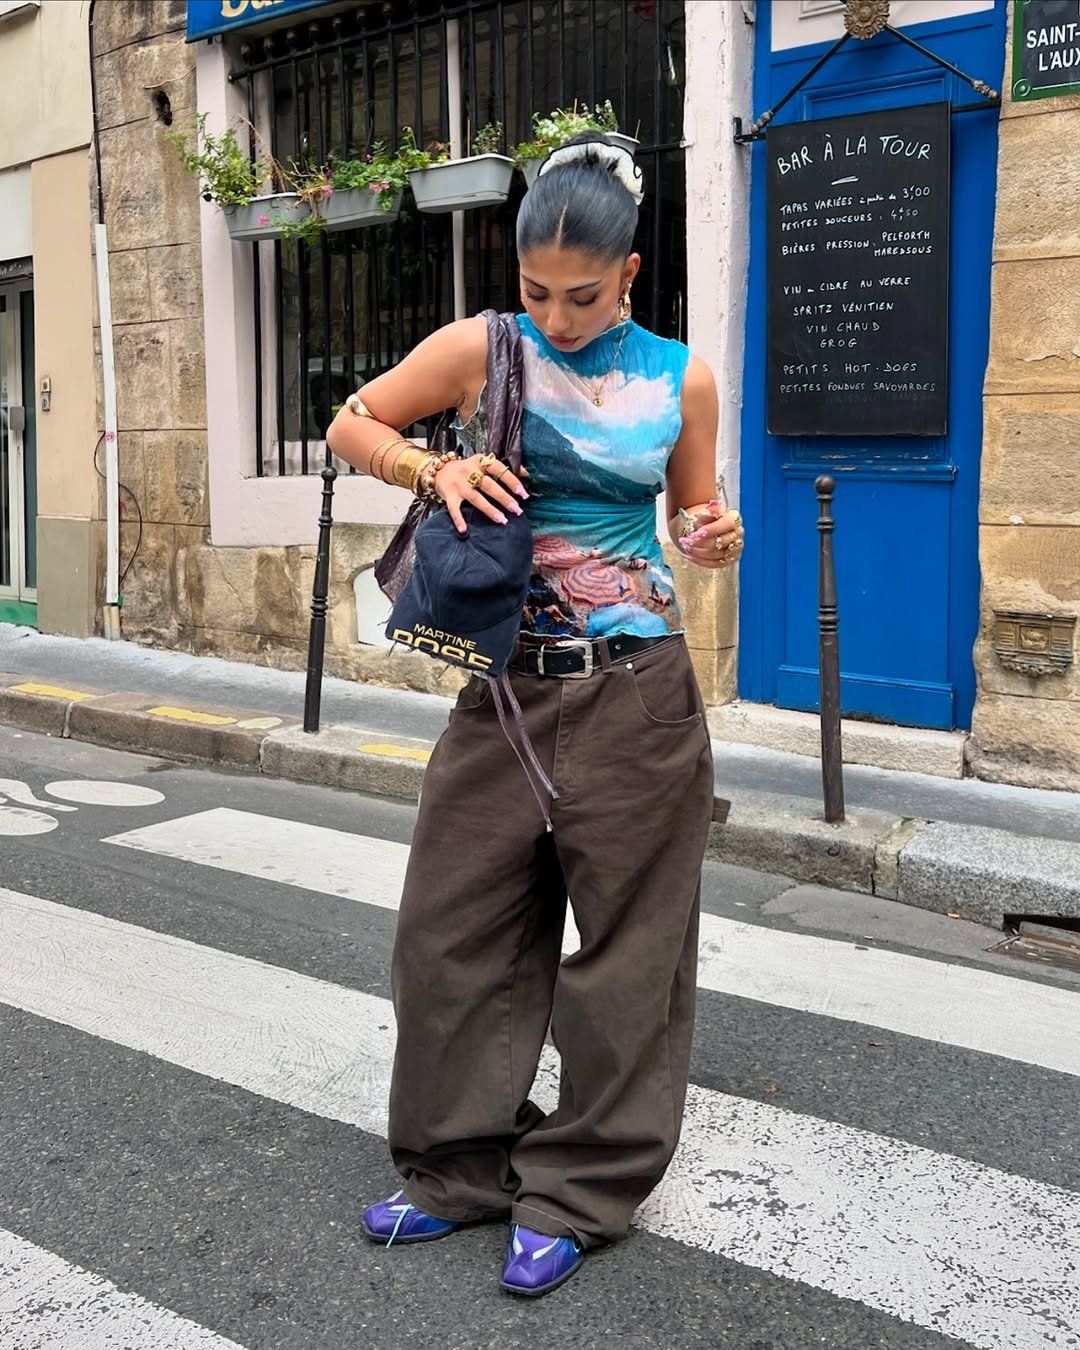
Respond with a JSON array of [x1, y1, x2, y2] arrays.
[[303, 460, 338, 734], [815, 475, 845, 824]]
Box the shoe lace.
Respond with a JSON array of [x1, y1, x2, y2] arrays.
[[386, 1201, 414, 1248]]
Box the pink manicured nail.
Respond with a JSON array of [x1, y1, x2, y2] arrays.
[[507, 502, 523, 516], [494, 512, 508, 525], [688, 529, 709, 542]]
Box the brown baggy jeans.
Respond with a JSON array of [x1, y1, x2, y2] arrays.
[[387, 635, 714, 1248]]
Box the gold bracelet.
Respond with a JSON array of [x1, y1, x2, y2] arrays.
[[346, 393, 373, 417], [416, 452, 458, 500], [393, 447, 436, 492], [369, 436, 405, 483], [383, 442, 416, 486]]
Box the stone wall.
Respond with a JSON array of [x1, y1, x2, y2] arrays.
[[971, 8, 1080, 790]]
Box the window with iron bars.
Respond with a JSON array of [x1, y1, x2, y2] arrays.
[[229, 0, 686, 477]]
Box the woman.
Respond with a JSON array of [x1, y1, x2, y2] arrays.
[[325, 136, 744, 1298]]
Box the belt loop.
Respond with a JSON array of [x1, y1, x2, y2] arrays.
[[597, 638, 614, 673]]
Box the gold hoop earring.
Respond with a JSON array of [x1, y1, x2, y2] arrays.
[[617, 289, 632, 323]]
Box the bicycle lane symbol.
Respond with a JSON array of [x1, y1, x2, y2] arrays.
[[0, 780, 166, 836]]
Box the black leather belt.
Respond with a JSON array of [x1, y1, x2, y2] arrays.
[[513, 633, 671, 679]]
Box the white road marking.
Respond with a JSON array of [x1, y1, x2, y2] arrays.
[[0, 806, 59, 836], [0, 1227, 248, 1349], [107, 808, 410, 911], [1, 888, 1077, 1350], [0, 779, 77, 810], [106, 808, 1080, 1079], [44, 780, 165, 807]]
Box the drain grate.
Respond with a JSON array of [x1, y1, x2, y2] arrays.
[[989, 918, 1080, 974]]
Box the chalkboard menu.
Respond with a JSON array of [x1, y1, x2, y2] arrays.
[[766, 103, 950, 438], [1012, 0, 1080, 101]]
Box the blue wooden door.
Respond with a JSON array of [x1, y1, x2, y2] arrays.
[[739, 2, 1007, 730]]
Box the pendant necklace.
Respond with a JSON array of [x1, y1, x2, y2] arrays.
[[560, 323, 629, 407]]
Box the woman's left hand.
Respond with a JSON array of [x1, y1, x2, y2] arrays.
[[676, 503, 745, 569]]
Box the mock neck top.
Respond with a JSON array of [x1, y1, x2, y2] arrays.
[[457, 313, 691, 640]]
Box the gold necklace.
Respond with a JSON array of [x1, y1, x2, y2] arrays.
[[560, 323, 629, 407]]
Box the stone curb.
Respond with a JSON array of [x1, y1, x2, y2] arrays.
[[261, 723, 430, 800], [2, 677, 1073, 925], [705, 788, 906, 895]]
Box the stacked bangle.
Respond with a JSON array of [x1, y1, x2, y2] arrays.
[[369, 436, 404, 483], [367, 435, 457, 501]]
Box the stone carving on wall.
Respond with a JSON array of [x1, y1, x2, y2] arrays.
[[991, 610, 1076, 677]]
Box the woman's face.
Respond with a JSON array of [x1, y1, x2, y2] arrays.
[[518, 244, 641, 352]]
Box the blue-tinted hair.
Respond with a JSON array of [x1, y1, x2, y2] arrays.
[[516, 134, 639, 263]]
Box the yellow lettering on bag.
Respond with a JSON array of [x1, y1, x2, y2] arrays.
[[389, 627, 494, 669]]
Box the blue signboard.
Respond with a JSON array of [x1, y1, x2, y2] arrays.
[[186, 0, 331, 43]]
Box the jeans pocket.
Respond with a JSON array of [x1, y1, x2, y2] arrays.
[[626, 644, 703, 728]]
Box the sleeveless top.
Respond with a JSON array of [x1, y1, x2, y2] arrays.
[[455, 313, 691, 640]]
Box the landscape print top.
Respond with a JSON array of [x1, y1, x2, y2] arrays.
[[457, 313, 690, 641]]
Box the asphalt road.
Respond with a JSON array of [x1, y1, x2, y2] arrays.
[[1, 726, 1078, 1350]]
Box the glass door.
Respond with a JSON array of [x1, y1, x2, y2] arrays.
[[0, 282, 36, 624]]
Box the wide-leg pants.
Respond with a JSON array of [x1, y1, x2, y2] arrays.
[[387, 635, 714, 1248]]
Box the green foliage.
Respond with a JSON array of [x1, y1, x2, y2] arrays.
[[164, 113, 270, 208], [396, 126, 448, 173], [471, 121, 504, 156], [329, 143, 409, 209], [512, 100, 624, 167]]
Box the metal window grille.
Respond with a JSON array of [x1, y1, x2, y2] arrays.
[[229, 0, 687, 477]]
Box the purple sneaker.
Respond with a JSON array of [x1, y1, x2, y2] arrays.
[[500, 1224, 583, 1297], [362, 1191, 459, 1246]]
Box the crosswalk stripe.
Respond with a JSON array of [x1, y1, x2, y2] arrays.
[[105, 808, 1080, 1079], [2, 886, 1077, 1350], [0, 1227, 247, 1349]]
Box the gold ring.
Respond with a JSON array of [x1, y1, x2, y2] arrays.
[[467, 469, 485, 488], [478, 453, 497, 470], [727, 509, 743, 527]]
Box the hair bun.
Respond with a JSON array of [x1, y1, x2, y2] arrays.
[[537, 139, 645, 206]]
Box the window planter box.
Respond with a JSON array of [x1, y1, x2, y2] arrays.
[[518, 135, 639, 190], [322, 187, 403, 230], [520, 159, 544, 189], [407, 154, 515, 213], [224, 193, 309, 241], [606, 133, 639, 156]]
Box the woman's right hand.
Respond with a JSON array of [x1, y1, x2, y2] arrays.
[[435, 454, 529, 534]]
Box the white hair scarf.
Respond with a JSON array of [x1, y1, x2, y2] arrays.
[[535, 140, 645, 206]]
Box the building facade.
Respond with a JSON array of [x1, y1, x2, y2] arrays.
[[3, 0, 1078, 791], [0, 0, 98, 636]]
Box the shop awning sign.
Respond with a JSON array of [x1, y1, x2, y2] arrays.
[[186, 0, 331, 43], [1013, 0, 1080, 101]]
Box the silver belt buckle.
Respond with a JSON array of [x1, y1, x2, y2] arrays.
[[539, 639, 594, 679]]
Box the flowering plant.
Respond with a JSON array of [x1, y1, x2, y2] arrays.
[[512, 100, 624, 165], [328, 143, 410, 209]]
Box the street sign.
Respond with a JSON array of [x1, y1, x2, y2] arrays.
[[186, 0, 331, 43], [1012, 0, 1080, 101]]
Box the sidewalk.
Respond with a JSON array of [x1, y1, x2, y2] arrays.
[[2, 624, 1079, 929]]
